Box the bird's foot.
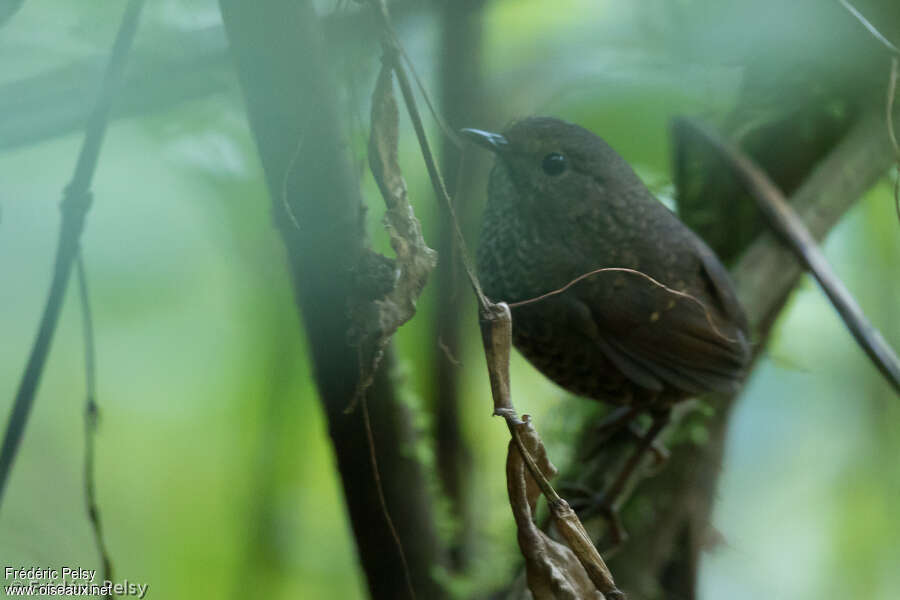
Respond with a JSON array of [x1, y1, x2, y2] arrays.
[[630, 422, 670, 467], [561, 408, 673, 553]]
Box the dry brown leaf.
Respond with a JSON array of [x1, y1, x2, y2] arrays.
[[348, 60, 437, 408], [507, 418, 607, 600]]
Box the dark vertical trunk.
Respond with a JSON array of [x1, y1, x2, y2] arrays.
[[218, 2, 447, 598]]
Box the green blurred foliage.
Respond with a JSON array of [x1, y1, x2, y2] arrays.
[[0, 1, 897, 599]]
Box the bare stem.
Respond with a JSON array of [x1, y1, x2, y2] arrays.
[[76, 255, 114, 595], [887, 57, 900, 223], [361, 394, 417, 600], [0, 0, 146, 508], [370, 1, 488, 310], [838, 0, 900, 54]]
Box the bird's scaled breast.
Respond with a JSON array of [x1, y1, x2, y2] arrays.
[[509, 302, 655, 404], [478, 203, 647, 403], [478, 189, 586, 302]]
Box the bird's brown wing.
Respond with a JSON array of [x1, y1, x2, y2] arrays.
[[570, 263, 750, 396]]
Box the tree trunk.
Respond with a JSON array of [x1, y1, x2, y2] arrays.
[[218, 2, 448, 598]]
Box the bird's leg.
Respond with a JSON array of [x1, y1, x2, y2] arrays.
[[628, 421, 670, 467], [583, 405, 669, 468], [575, 405, 643, 463], [574, 407, 673, 550], [559, 405, 642, 500], [593, 405, 642, 437], [592, 404, 671, 465]]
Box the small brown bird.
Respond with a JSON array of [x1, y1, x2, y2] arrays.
[[464, 117, 751, 534]]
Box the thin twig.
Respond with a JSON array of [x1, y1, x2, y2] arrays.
[[507, 266, 741, 345], [893, 168, 900, 225], [393, 55, 487, 310], [361, 394, 417, 600], [0, 0, 146, 507], [76, 254, 114, 595], [833, 1, 900, 224], [838, 0, 900, 225], [369, 0, 488, 310], [837, 0, 900, 54], [364, 0, 463, 148], [437, 336, 461, 366], [677, 118, 900, 394], [888, 58, 900, 153], [887, 56, 899, 223], [280, 133, 305, 231], [393, 37, 463, 150]]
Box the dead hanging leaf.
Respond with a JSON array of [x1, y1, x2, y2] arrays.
[[507, 417, 610, 600], [348, 60, 437, 409]]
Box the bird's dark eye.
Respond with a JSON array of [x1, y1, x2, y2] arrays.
[[541, 152, 567, 176]]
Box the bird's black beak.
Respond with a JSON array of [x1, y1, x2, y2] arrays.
[[460, 128, 509, 154]]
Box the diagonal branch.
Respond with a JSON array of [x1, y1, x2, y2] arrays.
[[0, 25, 228, 153], [731, 110, 896, 331], [0, 0, 146, 508], [838, 0, 900, 54], [676, 118, 900, 393], [0, 4, 424, 153]]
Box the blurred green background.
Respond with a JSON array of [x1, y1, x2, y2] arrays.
[[1, 1, 898, 598]]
